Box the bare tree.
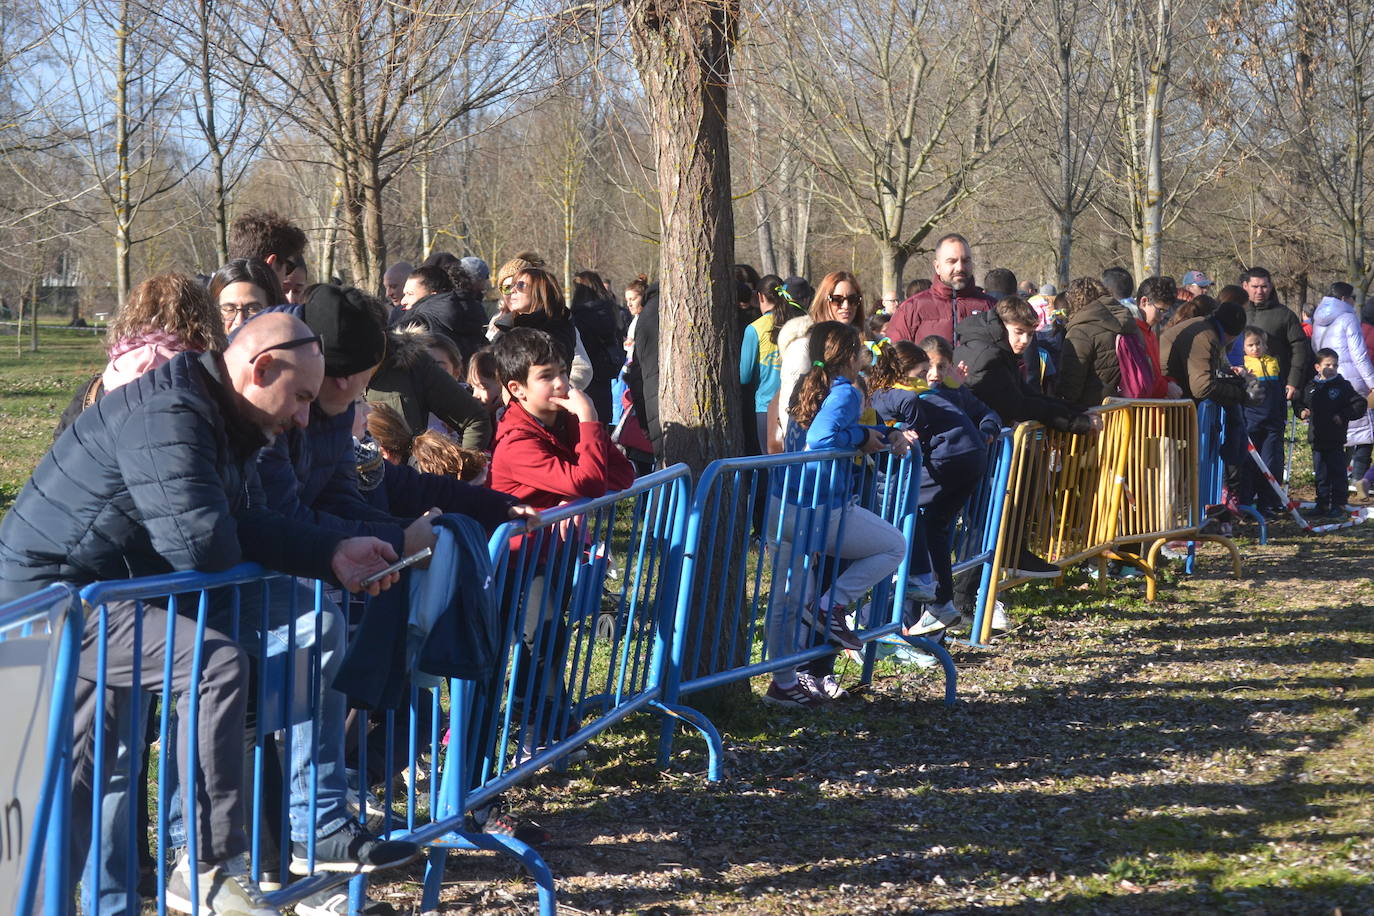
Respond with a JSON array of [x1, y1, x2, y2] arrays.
[[1093, 0, 1240, 278], [1229, 0, 1374, 296], [1011, 0, 1113, 286], [20, 0, 193, 305], [232, 0, 529, 292], [757, 0, 1017, 299]]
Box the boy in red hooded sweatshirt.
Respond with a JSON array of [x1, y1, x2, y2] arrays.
[[489, 326, 635, 506], [487, 326, 635, 763]]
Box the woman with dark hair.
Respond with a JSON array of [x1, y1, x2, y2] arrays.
[[569, 276, 624, 423], [399, 254, 487, 360], [209, 257, 285, 333], [741, 274, 806, 449]]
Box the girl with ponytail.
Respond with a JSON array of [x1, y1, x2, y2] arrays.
[[869, 340, 1001, 637], [763, 321, 909, 708]]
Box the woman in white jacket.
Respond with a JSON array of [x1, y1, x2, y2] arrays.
[[1311, 281, 1374, 489], [769, 271, 868, 451]]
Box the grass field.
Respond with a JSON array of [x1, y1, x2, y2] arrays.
[[2, 334, 1370, 914], [0, 324, 106, 513]]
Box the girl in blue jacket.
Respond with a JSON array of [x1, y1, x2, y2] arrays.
[[869, 341, 993, 636], [765, 321, 907, 708]]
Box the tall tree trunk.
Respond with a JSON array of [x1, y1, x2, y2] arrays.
[[625, 0, 742, 473], [28, 275, 39, 353], [322, 166, 343, 283], [363, 157, 387, 294], [1140, 0, 1169, 277], [626, 0, 745, 714], [113, 0, 132, 308], [419, 149, 433, 261], [878, 243, 910, 305], [744, 92, 778, 276], [1057, 24, 1074, 287], [198, 0, 229, 265]]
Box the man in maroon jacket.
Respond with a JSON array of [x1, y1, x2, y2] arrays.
[[887, 233, 997, 345]]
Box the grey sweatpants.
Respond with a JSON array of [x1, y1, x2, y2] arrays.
[[70, 600, 249, 876]]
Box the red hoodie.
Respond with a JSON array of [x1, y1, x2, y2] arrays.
[[887, 278, 997, 345], [1134, 317, 1172, 399], [489, 400, 635, 510]]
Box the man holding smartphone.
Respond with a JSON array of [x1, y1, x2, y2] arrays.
[[0, 313, 409, 916]]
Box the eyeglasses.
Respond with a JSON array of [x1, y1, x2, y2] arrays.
[[501, 279, 529, 296], [221, 303, 264, 321], [828, 293, 863, 306], [249, 334, 322, 363]]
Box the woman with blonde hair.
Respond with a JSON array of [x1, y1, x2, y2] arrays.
[[56, 273, 228, 436], [488, 253, 593, 389]]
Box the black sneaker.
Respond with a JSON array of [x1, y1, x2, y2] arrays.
[[289, 819, 420, 875], [1010, 548, 1060, 579]]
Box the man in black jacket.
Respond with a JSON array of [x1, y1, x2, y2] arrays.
[[1241, 266, 1311, 400], [0, 313, 410, 915], [953, 296, 1098, 582]]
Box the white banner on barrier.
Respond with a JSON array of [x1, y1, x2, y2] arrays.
[[0, 629, 57, 914]]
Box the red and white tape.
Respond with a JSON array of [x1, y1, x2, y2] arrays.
[[1246, 439, 1369, 533]]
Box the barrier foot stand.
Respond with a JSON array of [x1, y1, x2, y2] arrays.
[[858, 638, 879, 688], [899, 636, 957, 706], [1237, 504, 1268, 544], [650, 700, 725, 781], [451, 829, 558, 916], [419, 847, 449, 916]]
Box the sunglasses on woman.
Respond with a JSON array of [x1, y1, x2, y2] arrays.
[[828, 293, 863, 306], [500, 279, 529, 296]]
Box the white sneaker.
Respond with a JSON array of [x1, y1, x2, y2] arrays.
[[904, 601, 960, 636], [811, 673, 850, 700], [166, 853, 278, 915], [989, 601, 1010, 632]]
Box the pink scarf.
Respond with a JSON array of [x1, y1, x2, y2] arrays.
[[102, 330, 191, 392]]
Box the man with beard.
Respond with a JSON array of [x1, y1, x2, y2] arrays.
[[887, 233, 997, 345]]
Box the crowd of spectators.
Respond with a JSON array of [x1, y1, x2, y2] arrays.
[[4, 210, 1371, 915]]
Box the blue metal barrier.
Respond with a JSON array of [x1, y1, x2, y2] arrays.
[[952, 430, 1015, 648], [404, 466, 719, 916], [0, 584, 82, 916], [658, 446, 955, 763], [75, 566, 354, 915]]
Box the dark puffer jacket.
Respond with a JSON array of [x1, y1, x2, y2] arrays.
[[257, 402, 411, 554], [951, 310, 1089, 433], [1056, 295, 1144, 408], [0, 351, 342, 601], [1246, 297, 1311, 391], [258, 402, 519, 556], [367, 329, 492, 448], [391, 290, 488, 363]]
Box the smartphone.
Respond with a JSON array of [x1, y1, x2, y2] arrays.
[[360, 547, 432, 588]]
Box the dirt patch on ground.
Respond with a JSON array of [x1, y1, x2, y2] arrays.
[[382, 519, 1373, 914]]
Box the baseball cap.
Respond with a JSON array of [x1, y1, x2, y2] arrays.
[[1181, 270, 1212, 288]]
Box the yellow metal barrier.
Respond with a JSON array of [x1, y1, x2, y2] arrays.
[[977, 399, 1241, 643]]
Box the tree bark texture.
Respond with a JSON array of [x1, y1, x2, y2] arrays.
[[625, 0, 743, 474]]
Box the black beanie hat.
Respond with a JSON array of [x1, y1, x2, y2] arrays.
[[301, 285, 386, 377], [1214, 300, 1247, 337]]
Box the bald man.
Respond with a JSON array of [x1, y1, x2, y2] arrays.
[[383, 260, 412, 307], [0, 311, 404, 915]]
